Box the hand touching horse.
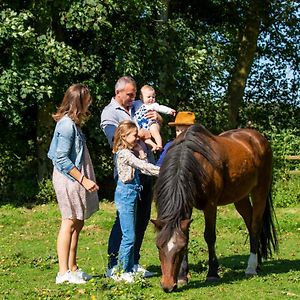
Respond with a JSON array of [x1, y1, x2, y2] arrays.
[[152, 125, 278, 292]]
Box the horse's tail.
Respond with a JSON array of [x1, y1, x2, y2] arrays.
[[259, 188, 279, 259]]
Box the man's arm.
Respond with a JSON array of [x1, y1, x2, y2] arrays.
[[100, 107, 119, 147], [102, 124, 117, 147]]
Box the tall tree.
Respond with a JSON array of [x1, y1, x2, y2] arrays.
[[226, 0, 269, 128]]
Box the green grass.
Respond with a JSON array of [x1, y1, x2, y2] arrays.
[[0, 201, 300, 300]]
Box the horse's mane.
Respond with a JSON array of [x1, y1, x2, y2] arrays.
[[154, 124, 217, 243]]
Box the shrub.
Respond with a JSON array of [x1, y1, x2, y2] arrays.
[[35, 179, 56, 204], [265, 128, 300, 207]]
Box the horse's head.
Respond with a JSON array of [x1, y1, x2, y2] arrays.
[[151, 218, 192, 292]]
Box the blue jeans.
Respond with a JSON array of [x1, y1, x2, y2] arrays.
[[113, 176, 142, 272], [107, 174, 153, 269]]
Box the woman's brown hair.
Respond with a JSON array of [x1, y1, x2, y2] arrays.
[[112, 120, 138, 154], [52, 83, 91, 125]]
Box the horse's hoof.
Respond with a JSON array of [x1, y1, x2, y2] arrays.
[[206, 276, 220, 283], [177, 278, 188, 286]]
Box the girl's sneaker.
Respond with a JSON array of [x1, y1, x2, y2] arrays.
[[111, 272, 135, 283], [133, 264, 154, 277], [55, 270, 86, 284], [73, 268, 93, 281]]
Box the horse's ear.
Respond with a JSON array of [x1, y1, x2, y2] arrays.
[[180, 219, 193, 233], [151, 219, 165, 231]]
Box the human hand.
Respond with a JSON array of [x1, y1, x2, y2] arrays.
[[82, 177, 99, 192], [170, 109, 176, 116], [145, 110, 163, 123], [151, 144, 162, 153]]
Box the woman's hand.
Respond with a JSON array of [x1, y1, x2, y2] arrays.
[[68, 167, 99, 193], [82, 177, 99, 192]]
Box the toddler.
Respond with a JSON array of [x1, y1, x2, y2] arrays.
[[134, 85, 176, 151]]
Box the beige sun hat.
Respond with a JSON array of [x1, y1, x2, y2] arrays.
[[168, 111, 196, 126]]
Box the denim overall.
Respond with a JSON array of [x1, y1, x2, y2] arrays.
[[114, 171, 142, 272]]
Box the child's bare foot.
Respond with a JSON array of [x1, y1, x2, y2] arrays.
[[151, 145, 162, 152]]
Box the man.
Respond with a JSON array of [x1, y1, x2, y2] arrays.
[[156, 111, 196, 166], [100, 76, 162, 278]]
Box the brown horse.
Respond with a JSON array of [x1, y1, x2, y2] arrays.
[[152, 124, 278, 293]]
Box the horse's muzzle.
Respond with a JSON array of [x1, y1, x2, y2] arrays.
[[161, 282, 177, 293]]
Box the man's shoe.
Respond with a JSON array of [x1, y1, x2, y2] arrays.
[[106, 266, 117, 278], [133, 264, 154, 278]]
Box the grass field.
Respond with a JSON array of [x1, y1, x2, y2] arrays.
[[0, 200, 299, 300]]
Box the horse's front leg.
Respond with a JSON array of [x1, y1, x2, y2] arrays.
[[177, 251, 189, 285], [203, 207, 220, 282]]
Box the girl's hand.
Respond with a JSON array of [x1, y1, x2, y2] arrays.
[[82, 177, 99, 192]]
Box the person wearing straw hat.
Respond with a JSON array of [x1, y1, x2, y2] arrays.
[[156, 111, 196, 166]]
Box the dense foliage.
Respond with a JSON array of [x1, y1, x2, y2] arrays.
[[0, 0, 299, 204]]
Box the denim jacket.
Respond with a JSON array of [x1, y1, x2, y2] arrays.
[[47, 115, 85, 181]]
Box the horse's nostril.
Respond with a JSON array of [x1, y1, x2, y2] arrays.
[[161, 283, 177, 293]]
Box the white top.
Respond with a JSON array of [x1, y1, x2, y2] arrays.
[[115, 149, 160, 183], [142, 102, 174, 115]]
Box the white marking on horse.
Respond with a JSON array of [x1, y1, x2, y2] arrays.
[[245, 252, 258, 276], [167, 233, 177, 252]]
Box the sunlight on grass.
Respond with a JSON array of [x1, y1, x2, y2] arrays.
[[0, 202, 299, 299]]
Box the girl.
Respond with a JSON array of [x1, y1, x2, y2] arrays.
[[111, 120, 160, 283], [48, 84, 99, 284]]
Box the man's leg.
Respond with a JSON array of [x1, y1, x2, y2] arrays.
[[107, 212, 122, 269], [134, 174, 153, 264]]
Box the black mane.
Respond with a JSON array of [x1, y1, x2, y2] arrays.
[[154, 124, 217, 243]]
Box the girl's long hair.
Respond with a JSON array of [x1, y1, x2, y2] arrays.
[[112, 120, 137, 153], [53, 83, 91, 125]]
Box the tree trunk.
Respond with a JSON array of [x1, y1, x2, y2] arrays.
[[227, 0, 267, 129], [157, 0, 178, 104]]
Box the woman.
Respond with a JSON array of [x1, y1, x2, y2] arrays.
[[48, 84, 99, 284]]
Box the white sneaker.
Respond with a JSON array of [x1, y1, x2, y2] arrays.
[[133, 264, 154, 278], [111, 272, 135, 283], [120, 272, 135, 283], [55, 271, 70, 284], [73, 268, 93, 281], [55, 270, 86, 284]]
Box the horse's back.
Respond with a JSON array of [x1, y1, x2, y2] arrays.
[[218, 128, 272, 164]]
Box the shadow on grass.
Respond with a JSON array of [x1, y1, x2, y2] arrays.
[[150, 255, 300, 292]]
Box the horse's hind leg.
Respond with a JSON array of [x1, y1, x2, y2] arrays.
[[203, 207, 220, 281], [234, 197, 258, 276]]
